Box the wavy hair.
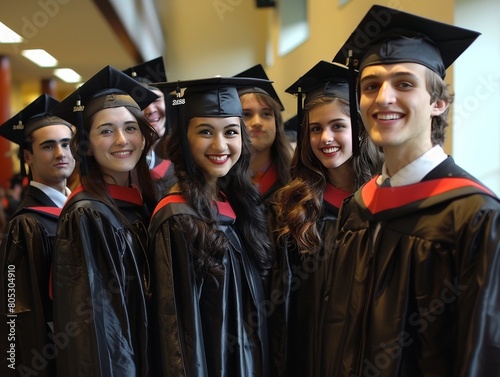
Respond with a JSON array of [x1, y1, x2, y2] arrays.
[[274, 96, 383, 254]]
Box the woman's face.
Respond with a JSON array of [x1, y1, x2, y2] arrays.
[[89, 106, 145, 186], [308, 101, 353, 170], [240, 93, 276, 155], [187, 116, 242, 187]]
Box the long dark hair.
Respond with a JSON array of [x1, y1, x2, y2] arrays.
[[71, 105, 158, 221], [274, 96, 383, 254], [166, 115, 272, 277]]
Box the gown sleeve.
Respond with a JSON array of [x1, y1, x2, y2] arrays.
[[0, 215, 55, 377], [149, 217, 207, 377], [456, 196, 500, 376], [53, 205, 148, 377]]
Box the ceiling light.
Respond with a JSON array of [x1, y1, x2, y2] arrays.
[[21, 49, 58, 67], [54, 68, 82, 83], [0, 22, 23, 43]]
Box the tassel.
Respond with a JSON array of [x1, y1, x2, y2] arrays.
[[73, 95, 87, 176], [174, 83, 195, 176], [296, 87, 303, 148], [347, 50, 360, 156]]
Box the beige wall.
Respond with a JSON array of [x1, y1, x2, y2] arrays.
[[162, 0, 456, 151], [454, 0, 500, 195]]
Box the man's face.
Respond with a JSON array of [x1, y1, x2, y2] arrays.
[[24, 125, 75, 188], [359, 62, 447, 154]]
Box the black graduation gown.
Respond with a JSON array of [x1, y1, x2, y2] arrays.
[[148, 194, 270, 377], [269, 184, 351, 377], [320, 157, 500, 377], [53, 185, 151, 377], [0, 186, 62, 377], [151, 157, 176, 196]]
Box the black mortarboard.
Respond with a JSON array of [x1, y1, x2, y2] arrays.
[[123, 56, 167, 88], [284, 61, 359, 153], [285, 60, 351, 105], [332, 4, 481, 79], [152, 76, 273, 119], [52, 65, 159, 175], [53, 65, 158, 125], [233, 64, 285, 111], [0, 94, 73, 175]]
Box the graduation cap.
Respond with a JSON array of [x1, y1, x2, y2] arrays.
[[284, 115, 298, 134], [152, 76, 273, 119], [123, 56, 167, 87], [233, 64, 285, 111], [0, 94, 73, 176], [52, 65, 159, 175], [332, 4, 481, 79], [152, 76, 273, 175], [123, 56, 175, 135], [284, 61, 359, 153]]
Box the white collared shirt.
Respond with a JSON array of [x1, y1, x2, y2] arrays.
[[30, 181, 71, 208], [377, 145, 448, 187]]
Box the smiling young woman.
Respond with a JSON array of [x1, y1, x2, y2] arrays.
[[148, 76, 273, 377], [50, 66, 158, 377]]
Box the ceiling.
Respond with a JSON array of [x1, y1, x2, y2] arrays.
[[0, 0, 140, 98]]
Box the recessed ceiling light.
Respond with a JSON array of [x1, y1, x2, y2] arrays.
[[0, 22, 23, 43], [21, 49, 58, 67], [54, 68, 82, 83]]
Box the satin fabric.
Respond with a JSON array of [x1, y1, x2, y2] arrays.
[[0, 186, 62, 377], [320, 157, 500, 377], [53, 186, 151, 377], [254, 162, 280, 204], [269, 184, 351, 377], [151, 157, 177, 196], [148, 195, 270, 377]]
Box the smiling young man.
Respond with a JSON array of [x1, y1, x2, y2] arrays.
[[319, 5, 500, 377], [0, 94, 75, 377]]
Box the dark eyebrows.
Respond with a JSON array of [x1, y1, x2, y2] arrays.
[[360, 70, 419, 85], [242, 106, 272, 112], [193, 122, 240, 129], [97, 120, 138, 128], [309, 118, 347, 128], [38, 137, 71, 147]]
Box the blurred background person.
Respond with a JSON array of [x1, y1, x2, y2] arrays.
[[123, 56, 176, 195], [235, 64, 293, 206]]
